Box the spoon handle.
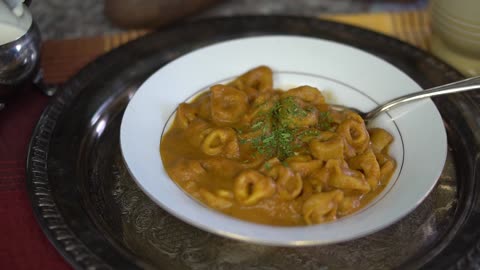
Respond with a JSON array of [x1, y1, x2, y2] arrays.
[[365, 76, 480, 120]]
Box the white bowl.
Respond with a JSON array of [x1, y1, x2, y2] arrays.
[[120, 35, 447, 246]]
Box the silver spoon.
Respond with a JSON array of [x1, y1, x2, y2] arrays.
[[330, 76, 480, 122]]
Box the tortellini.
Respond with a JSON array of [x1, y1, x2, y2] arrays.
[[348, 150, 381, 189], [325, 159, 371, 193], [281, 85, 325, 106], [210, 84, 248, 126], [286, 158, 323, 178], [234, 170, 275, 205], [309, 135, 345, 161], [303, 190, 344, 225], [201, 127, 239, 159], [199, 188, 233, 209], [228, 65, 273, 99], [176, 103, 198, 129], [337, 117, 370, 155], [161, 66, 397, 226], [266, 165, 303, 200]]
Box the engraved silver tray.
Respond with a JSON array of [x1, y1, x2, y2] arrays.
[[26, 16, 480, 270]]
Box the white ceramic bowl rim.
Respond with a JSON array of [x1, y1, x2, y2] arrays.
[[120, 35, 447, 246]]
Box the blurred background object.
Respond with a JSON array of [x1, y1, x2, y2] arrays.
[[30, 0, 428, 40], [430, 0, 480, 76], [104, 0, 221, 29], [0, 0, 41, 103]]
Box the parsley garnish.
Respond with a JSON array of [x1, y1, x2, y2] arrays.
[[264, 161, 272, 170], [318, 111, 333, 130], [240, 96, 314, 160]]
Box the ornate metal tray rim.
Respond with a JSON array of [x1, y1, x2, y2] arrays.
[[25, 15, 480, 270]]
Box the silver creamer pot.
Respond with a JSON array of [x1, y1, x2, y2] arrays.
[[0, 0, 41, 106]]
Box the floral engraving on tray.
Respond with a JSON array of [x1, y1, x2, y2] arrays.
[[111, 150, 457, 270]]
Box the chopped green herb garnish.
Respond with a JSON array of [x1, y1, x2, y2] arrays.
[[251, 121, 264, 130], [318, 111, 333, 130], [234, 128, 243, 134], [239, 96, 315, 160]]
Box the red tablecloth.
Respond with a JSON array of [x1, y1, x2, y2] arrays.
[[0, 34, 111, 269], [0, 89, 71, 269]]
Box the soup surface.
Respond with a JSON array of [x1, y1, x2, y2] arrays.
[[160, 66, 396, 226]]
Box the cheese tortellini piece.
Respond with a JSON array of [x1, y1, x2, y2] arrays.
[[201, 127, 239, 159], [210, 84, 248, 126], [337, 117, 370, 156], [228, 66, 273, 96], [286, 158, 323, 178], [266, 165, 303, 200], [161, 66, 397, 226], [199, 188, 233, 209], [234, 170, 275, 205], [348, 150, 381, 190], [309, 135, 345, 161], [281, 85, 325, 106], [303, 190, 344, 225], [325, 159, 371, 193]]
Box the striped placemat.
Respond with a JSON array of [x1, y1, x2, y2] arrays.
[[41, 10, 431, 84], [322, 9, 430, 49]]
